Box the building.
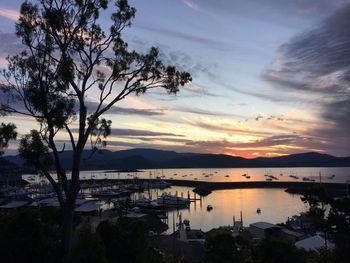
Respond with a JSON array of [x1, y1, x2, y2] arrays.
[[249, 221, 282, 240], [281, 228, 305, 242], [295, 235, 335, 251]]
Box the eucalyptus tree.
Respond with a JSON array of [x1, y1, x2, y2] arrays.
[[0, 0, 191, 260], [0, 123, 17, 156]]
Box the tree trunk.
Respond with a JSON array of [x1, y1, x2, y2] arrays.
[[62, 200, 75, 263]]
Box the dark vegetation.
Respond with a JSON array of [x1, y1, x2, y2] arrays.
[[202, 229, 338, 263], [0, 208, 168, 263], [1, 185, 349, 263]]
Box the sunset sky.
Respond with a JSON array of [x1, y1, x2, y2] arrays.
[[1, 0, 350, 158]]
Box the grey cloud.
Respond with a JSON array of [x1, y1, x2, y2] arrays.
[[174, 106, 243, 118], [70, 127, 184, 137], [84, 100, 165, 116], [184, 134, 327, 154], [110, 129, 184, 137], [136, 24, 232, 52], [265, 4, 350, 155], [199, 0, 347, 26], [186, 135, 300, 148], [186, 118, 272, 137], [220, 81, 296, 102]]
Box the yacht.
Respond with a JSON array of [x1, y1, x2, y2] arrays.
[[156, 193, 190, 206]]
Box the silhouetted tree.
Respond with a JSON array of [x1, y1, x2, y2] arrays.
[[0, 0, 191, 260], [0, 123, 17, 156], [96, 218, 162, 263], [204, 229, 239, 263], [253, 236, 303, 263], [0, 208, 60, 263], [69, 224, 107, 263], [302, 188, 350, 262]]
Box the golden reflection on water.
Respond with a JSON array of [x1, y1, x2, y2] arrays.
[[156, 187, 308, 233]]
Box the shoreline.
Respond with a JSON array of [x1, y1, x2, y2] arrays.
[[78, 178, 349, 197]]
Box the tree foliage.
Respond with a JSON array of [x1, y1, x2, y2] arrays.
[[0, 0, 191, 257], [0, 208, 60, 263], [96, 218, 163, 263], [0, 123, 17, 156], [0, 0, 191, 204], [301, 188, 350, 262], [253, 236, 304, 263], [204, 229, 239, 263]]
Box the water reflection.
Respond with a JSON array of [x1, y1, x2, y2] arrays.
[[144, 187, 309, 234]]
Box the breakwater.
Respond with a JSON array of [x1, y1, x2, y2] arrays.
[[78, 178, 349, 197]]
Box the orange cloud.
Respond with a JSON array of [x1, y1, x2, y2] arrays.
[[0, 7, 20, 21]]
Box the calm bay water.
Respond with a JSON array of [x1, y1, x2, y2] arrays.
[[79, 167, 350, 183], [143, 186, 308, 233], [78, 167, 347, 232], [23, 167, 350, 233]]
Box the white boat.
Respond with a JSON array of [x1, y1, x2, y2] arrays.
[[135, 197, 161, 208], [156, 193, 190, 206]]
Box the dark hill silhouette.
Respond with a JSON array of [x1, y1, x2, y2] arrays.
[[163, 154, 259, 168], [256, 152, 350, 167], [3, 149, 350, 170]]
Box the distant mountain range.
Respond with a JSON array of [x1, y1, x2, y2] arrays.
[[2, 149, 350, 171]]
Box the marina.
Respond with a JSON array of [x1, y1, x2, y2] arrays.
[[21, 166, 350, 183], [1, 167, 349, 235]]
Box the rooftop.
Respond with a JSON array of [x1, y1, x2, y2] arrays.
[[295, 235, 335, 251], [250, 221, 280, 230]]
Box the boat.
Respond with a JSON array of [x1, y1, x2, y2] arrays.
[[156, 193, 190, 206], [327, 174, 335, 180], [91, 188, 131, 198], [289, 175, 299, 179], [266, 178, 272, 181], [225, 175, 229, 177], [246, 176, 251, 179], [242, 174, 247, 177], [257, 208, 261, 214], [135, 197, 161, 208], [207, 205, 213, 211]]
